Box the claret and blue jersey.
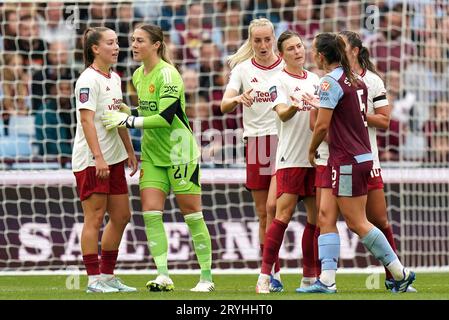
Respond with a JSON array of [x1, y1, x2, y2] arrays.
[[318, 66, 372, 166]]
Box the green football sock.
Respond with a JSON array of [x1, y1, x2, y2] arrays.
[[143, 211, 169, 276], [184, 212, 213, 282]]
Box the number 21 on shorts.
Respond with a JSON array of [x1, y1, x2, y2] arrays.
[[172, 164, 188, 180]]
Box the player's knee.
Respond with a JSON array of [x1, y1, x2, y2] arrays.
[[368, 215, 389, 230], [266, 201, 276, 218], [87, 212, 105, 230], [258, 214, 267, 228], [345, 219, 368, 236], [111, 212, 131, 226], [317, 209, 330, 227]]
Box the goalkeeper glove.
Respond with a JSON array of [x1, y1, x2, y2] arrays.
[[119, 103, 140, 116], [102, 110, 137, 130], [119, 103, 131, 115]]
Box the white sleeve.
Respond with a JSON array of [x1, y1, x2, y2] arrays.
[[372, 76, 388, 109], [75, 75, 98, 112], [271, 79, 288, 110], [226, 64, 242, 92]]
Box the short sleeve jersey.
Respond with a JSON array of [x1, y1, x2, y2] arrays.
[[72, 67, 127, 172], [226, 57, 284, 138], [271, 69, 320, 169], [319, 67, 372, 166], [132, 60, 199, 166], [361, 69, 389, 169]]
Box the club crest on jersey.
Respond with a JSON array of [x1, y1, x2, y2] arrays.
[[269, 86, 277, 102], [79, 88, 89, 103], [321, 81, 330, 91], [149, 84, 155, 93]]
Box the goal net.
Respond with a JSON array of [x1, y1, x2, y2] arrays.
[[1, 0, 448, 274]]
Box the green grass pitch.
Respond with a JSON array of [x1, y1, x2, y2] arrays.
[[1, 273, 448, 300]]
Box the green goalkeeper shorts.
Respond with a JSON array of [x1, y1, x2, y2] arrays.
[[139, 158, 201, 195]]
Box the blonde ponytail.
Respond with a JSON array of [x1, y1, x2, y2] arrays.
[[227, 18, 275, 69]]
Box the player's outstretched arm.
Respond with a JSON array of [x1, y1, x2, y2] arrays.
[[274, 101, 298, 122], [221, 88, 253, 113]]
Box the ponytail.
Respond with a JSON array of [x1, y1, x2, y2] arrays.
[[83, 27, 111, 68], [358, 46, 379, 76], [227, 17, 275, 69], [227, 40, 253, 69], [339, 30, 380, 76], [336, 36, 358, 86], [159, 40, 173, 66]]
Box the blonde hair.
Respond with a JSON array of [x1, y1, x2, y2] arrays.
[[227, 18, 275, 69]]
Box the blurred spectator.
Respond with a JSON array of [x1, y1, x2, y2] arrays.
[[16, 13, 48, 69], [31, 41, 76, 112], [88, 2, 115, 28], [276, 0, 319, 41], [34, 79, 73, 159], [213, 2, 247, 57], [365, 3, 416, 73], [133, 0, 162, 24], [318, 0, 346, 33], [378, 70, 408, 162], [423, 100, 449, 165], [171, 2, 220, 69], [440, 15, 449, 58], [115, 1, 136, 76], [187, 94, 223, 167], [344, 0, 375, 38], [243, 0, 294, 28], [38, 2, 76, 48], [403, 36, 449, 132], [2, 9, 19, 52], [183, 67, 202, 105], [199, 41, 222, 96], [157, 0, 186, 32], [1, 53, 31, 133]]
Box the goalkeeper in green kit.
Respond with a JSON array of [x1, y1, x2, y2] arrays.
[[102, 24, 214, 292]]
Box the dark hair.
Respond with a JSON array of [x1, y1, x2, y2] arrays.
[[339, 30, 379, 76], [83, 27, 112, 68], [277, 30, 302, 53], [314, 32, 357, 86], [135, 23, 173, 65]]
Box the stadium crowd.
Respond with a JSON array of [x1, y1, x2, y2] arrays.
[[0, 0, 448, 167]]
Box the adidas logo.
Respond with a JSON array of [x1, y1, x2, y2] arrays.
[[197, 244, 207, 250], [250, 77, 258, 83], [280, 157, 285, 162], [294, 87, 301, 92], [106, 86, 110, 91], [179, 179, 187, 186], [149, 241, 157, 247]]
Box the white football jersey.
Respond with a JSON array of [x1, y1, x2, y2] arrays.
[[362, 69, 389, 169], [272, 69, 320, 169], [226, 56, 284, 138], [72, 67, 128, 172]]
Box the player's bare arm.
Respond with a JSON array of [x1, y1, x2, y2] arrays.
[[366, 105, 391, 130], [308, 108, 333, 166]]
